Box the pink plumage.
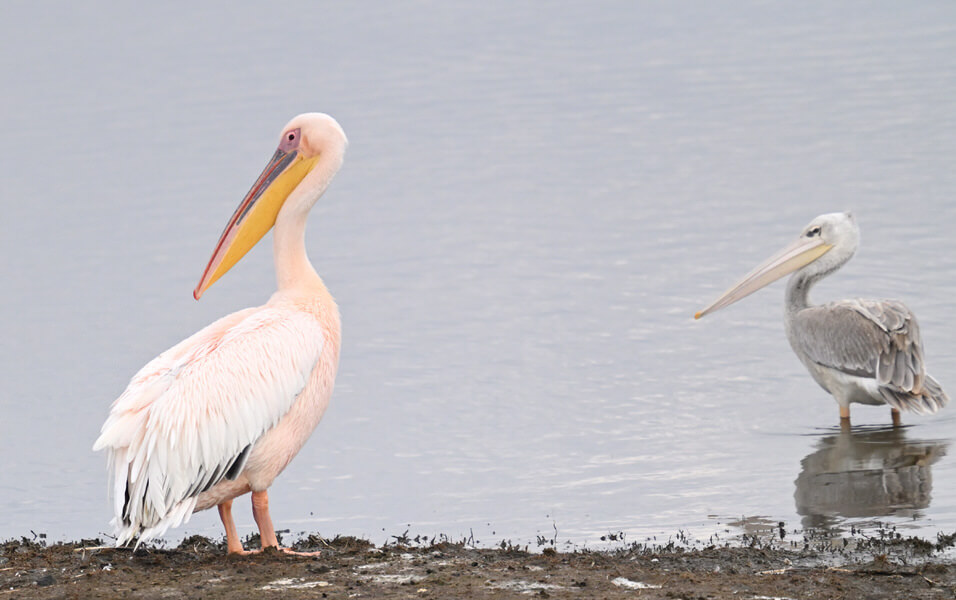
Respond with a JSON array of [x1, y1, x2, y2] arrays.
[[94, 114, 347, 554]]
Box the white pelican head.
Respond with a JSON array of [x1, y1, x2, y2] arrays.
[[193, 113, 348, 299], [695, 211, 859, 319]]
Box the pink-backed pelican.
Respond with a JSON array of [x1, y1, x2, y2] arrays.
[[696, 212, 948, 426]]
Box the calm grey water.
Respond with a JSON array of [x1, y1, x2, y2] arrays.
[[2, 2, 956, 548]]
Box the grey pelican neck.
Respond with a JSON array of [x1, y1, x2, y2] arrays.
[[784, 250, 851, 317], [786, 271, 816, 315]]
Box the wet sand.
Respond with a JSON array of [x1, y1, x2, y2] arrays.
[[4, 530, 956, 599]]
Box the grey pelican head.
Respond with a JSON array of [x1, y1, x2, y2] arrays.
[[696, 211, 859, 319]]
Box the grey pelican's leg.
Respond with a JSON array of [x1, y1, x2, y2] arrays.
[[839, 405, 852, 431], [839, 405, 850, 423], [891, 408, 902, 428]]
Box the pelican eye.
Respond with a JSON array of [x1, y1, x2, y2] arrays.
[[806, 226, 821, 237], [278, 128, 302, 152]]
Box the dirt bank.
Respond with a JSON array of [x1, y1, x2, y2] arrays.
[[4, 531, 956, 599]]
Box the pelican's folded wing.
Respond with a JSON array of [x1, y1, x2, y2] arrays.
[[93, 306, 324, 545], [790, 298, 924, 393]]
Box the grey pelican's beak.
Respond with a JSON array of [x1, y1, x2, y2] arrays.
[[695, 235, 833, 319]]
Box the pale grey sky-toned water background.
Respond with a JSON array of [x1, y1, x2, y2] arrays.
[[2, 2, 956, 548]]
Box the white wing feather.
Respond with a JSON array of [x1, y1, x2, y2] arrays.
[[93, 306, 324, 545]]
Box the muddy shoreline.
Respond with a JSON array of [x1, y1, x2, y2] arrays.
[[5, 528, 956, 599]]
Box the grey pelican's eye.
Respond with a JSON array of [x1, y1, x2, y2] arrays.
[[806, 226, 821, 237]]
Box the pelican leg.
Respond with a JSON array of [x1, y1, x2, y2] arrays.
[[891, 408, 902, 428], [839, 405, 850, 422], [251, 490, 320, 556], [218, 500, 245, 554], [251, 490, 279, 548]]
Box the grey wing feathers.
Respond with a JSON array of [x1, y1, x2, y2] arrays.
[[878, 374, 948, 415], [792, 299, 948, 413], [853, 299, 924, 392]]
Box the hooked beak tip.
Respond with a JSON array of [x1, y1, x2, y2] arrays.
[[694, 311, 703, 320]]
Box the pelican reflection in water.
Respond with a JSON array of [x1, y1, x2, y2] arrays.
[[794, 427, 947, 531], [696, 212, 948, 426]]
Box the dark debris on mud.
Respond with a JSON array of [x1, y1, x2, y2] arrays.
[[5, 530, 956, 599]]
